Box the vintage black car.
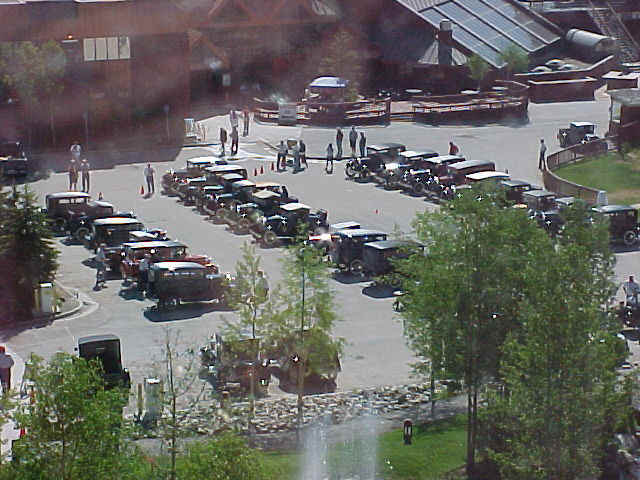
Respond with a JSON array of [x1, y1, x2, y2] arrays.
[[374, 149, 438, 187], [523, 189, 557, 215], [422, 154, 465, 176], [254, 202, 329, 247], [177, 176, 207, 204], [162, 169, 196, 196], [43, 191, 92, 232], [0, 141, 28, 177], [205, 164, 248, 185], [67, 201, 135, 242], [592, 205, 640, 246], [362, 239, 423, 281], [84, 217, 145, 269], [393, 168, 440, 196], [500, 179, 540, 205], [186, 157, 215, 173], [345, 142, 406, 180], [557, 121, 599, 148], [439, 159, 496, 186], [330, 228, 388, 274], [149, 261, 231, 310], [267, 329, 341, 394], [77, 334, 131, 389], [197, 185, 226, 214], [200, 333, 271, 395]]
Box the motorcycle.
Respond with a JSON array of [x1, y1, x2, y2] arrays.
[[345, 158, 368, 180]]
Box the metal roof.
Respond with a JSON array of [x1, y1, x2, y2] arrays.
[[151, 261, 205, 270], [466, 170, 510, 181], [593, 204, 636, 213], [399, 149, 439, 159], [123, 240, 186, 249], [252, 190, 281, 200], [337, 229, 388, 238], [46, 191, 90, 200], [395, 0, 561, 68], [93, 217, 143, 226], [221, 173, 245, 181], [447, 159, 495, 171], [427, 154, 465, 164], [280, 202, 311, 211], [206, 164, 245, 173]]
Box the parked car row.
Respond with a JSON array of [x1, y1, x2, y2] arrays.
[[345, 142, 510, 202], [43, 190, 233, 310]]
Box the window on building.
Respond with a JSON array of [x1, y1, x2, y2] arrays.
[[83, 36, 131, 61]]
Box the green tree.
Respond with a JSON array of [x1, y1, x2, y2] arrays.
[[0, 186, 59, 322], [483, 205, 624, 480], [397, 186, 550, 474], [465, 53, 490, 90], [267, 231, 343, 442], [0, 41, 66, 145], [499, 44, 529, 77], [6, 352, 134, 480], [174, 433, 273, 480], [317, 29, 366, 101]]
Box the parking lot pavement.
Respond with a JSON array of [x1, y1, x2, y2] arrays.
[[2, 96, 630, 400]]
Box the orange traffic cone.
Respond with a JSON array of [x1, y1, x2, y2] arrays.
[[260, 165, 264, 175], [271, 162, 275, 171], [140, 185, 144, 195], [253, 168, 258, 176]]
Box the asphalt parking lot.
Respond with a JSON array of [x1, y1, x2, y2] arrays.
[[4, 90, 640, 394]]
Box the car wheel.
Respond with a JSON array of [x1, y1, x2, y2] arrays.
[[264, 230, 278, 247], [74, 227, 89, 242], [413, 182, 426, 196], [238, 217, 251, 231], [350, 259, 364, 276], [624, 230, 637, 246], [345, 163, 357, 179]]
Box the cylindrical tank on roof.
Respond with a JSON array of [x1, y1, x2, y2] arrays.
[[566, 28, 617, 56]]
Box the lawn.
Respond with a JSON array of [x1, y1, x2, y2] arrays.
[[262, 414, 467, 480], [553, 149, 640, 205]]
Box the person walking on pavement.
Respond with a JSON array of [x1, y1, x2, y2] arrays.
[[68, 159, 78, 191], [230, 126, 239, 155], [242, 106, 250, 137], [326, 143, 334, 174], [449, 141, 460, 155], [70, 140, 82, 162], [144, 163, 155, 194], [229, 109, 238, 130], [219, 127, 228, 156], [256, 270, 269, 303], [336, 128, 343, 160], [277, 140, 287, 171], [299, 139, 307, 168], [80, 158, 91, 193], [359, 131, 366, 158], [538, 138, 547, 170], [349, 126, 358, 158], [0, 346, 14, 393], [94, 243, 107, 289]]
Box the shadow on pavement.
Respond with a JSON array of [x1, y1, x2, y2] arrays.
[[332, 271, 367, 285], [143, 301, 234, 322], [361, 284, 396, 299]]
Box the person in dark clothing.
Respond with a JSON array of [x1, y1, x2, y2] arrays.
[[359, 132, 366, 158], [219, 127, 227, 156], [231, 127, 239, 155], [299, 140, 307, 168], [538, 138, 547, 170], [277, 140, 287, 171], [336, 128, 343, 160], [242, 107, 250, 136], [449, 141, 459, 155], [326, 143, 334, 173], [349, 126, 358, 158]]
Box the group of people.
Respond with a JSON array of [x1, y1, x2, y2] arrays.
[[68, 141, 91, 193], [219, 107, 251, 157], [277, 139, 308, 172]]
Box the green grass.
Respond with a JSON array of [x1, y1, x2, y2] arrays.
[[262, 414, 467, 480], [554, 150, 640, 205]]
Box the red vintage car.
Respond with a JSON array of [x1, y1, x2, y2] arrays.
[[120, 240, 217, 284]]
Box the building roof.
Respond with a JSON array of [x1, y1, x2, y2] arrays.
[[395, 0, 562, 68], [609, 88, 640, 107]]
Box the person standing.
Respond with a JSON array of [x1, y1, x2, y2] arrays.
[[538, 138, 547, 170], [256, 270, 269, 303], [68, 159, 78, 191], [94, 243, 107, 289], [335, 128, 343, 160], [138, 253, 151, 293], [277, 140, 287, 171], [623, 275, 640, 305], [359, 131, 366, 158], [349, 126, 358, 158], [230, 109, 238, 131], [0, 346, 14, 393], [292, 142, 301, 172], [242, 106, 250, 137], [80, 158, 91, 193], [144, 163, 155, 194], [219, 127, 227, 156], [70, 140, 82, 162], [230, 126, 239, 155], [299, 139, 307, 168], [449, 141, 460, 155], [326, 143, 334, 173]]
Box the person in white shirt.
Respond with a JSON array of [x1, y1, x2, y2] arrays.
[[70, 140, 82, 161], [623, 275, 640, 306]]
